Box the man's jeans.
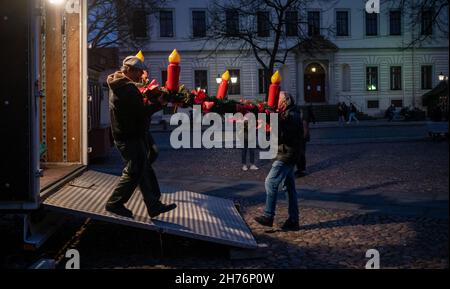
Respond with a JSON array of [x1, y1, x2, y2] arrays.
[[264, 160, 299, 222], [107, 138, 161, 212], [348, 112, 359, 123]]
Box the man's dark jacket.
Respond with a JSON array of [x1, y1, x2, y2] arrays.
[[107, 71, 160, 142], [275, 106, 303, 165]]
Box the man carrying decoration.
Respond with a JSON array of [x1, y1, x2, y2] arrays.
[[254, 91, 303, 231], [105, 52, 176, 219]]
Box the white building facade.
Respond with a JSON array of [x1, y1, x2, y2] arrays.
[[121, 0, 449, 116]]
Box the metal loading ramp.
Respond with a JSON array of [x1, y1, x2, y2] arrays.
[[42, 170, 258, 249]]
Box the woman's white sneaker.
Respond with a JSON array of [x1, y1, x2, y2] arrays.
[[242, 165, 248, 171], [250, 164, 259, 170]]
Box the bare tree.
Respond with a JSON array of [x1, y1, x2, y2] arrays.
[[383, 0, 448, 48], [88, 0, 166, 49], [205, 0, 338, 98]]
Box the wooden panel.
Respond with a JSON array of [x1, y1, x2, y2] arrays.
[[66, 13, 81, 162], [45, 6, 63, 162], [39, 164, 83, 190]]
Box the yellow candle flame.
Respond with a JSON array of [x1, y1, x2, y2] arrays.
[[168, 49, 181, 64], [271, 70, 281, 84], [136, 50, 144, 62], [222, 70, 230, 81]]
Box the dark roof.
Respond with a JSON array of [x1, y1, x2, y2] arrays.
[[296, 35, 338, 53], [422, 80, 449, 106]]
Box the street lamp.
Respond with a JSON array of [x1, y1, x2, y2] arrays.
[[217, 74, 238, 84], [438, 72, 448, 81], [48, 0, 65, 4]]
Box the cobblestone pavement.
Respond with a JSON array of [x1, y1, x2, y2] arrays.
[[92, 138, 448, 217], [1, 138, 448, 269], [70, 139, 448, 269], [1, 204, 447, 269]]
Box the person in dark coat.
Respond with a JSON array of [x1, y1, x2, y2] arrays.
[[347, 102, 359, 124], [342, 102, 349, 121], [337, 102, 345, 125], [254, 92, 302, 231], [295, 105, 313, 178], [295, 108, 315, 178], [386, 104, 396, 121], [105, 54, 176, 219]]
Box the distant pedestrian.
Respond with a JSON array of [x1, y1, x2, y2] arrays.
[[295, 105, 313, 177], [239, 119, 259, 171], [342, 102, 349, 122], [386, 104, 396, 122], [347, 103, 359, 124], [307, 104, 316, 124], [337, 102, 346, 125]]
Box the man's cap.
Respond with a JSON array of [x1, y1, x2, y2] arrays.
[[122, 55, 147, 70]]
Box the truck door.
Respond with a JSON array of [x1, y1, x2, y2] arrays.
[[0, 0, 40, 209]]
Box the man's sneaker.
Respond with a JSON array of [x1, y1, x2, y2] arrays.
[[105, 204, 133, 218], [149, 203, 177, 218], [242, 165, 248, 171], [254, 215, 274, 227], [249, 164, 259, 170], [280, 219, 300, 231]]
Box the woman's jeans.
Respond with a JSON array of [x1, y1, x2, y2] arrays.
[[264, 160, 299, 222], [241, 141, 255, 165]]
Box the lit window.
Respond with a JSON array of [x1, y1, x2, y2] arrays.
[[366, 67, 378, 91]]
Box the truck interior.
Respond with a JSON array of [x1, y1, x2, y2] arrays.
[[38, 2, 86, 195]]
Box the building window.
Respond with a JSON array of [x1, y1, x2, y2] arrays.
[[390, 66, 402, 90], [391, 99, 403, 107], [194, 70, 208, 92], [160, 10, 173, 37], [366, 66, 378, 91], [192, 11, 207, 38], [365, 12, 378, 36], [257, 11, 270, 37], [421, 65, 433, 89], [367, 100, 379, 109], [342, 64, 351, 92], [132, 11, 147, 38], [389, 10, 401, 35], [258, 69, 268, 94], [229, 69, 240, 95], [161, 70, 167, 85], [336, 11, 349, 36], [308, 11, 320, 36], [421, 9, 433, 35], [285, 11, 298, 36], [226, 9, 239, 36]]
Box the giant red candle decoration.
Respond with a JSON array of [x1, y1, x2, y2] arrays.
[[166, 49, 180, 92], [267, 70, 281, 108], [216, 70, 230, 99]]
